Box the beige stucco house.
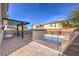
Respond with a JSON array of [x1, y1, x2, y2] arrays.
[[32, 24, 44, 29], [33, 20, 67, 29], [44, 20, 67, 29]]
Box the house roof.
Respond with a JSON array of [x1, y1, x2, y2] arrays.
[[2, 18, 29, 25], [44, 20, 67, 25]]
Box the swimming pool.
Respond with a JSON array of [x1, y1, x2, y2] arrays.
[[43, 34, 64, 45]]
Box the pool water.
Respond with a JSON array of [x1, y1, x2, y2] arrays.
[[43, 34, 64, 45]]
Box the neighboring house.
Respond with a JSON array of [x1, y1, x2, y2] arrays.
[[33, 20, 67, 29], [32, 24, 44, 29], [44, 20, 67, 29]]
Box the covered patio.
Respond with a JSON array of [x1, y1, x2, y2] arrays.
[[0, 18, 32, 56], [2, 18, 29, 39]]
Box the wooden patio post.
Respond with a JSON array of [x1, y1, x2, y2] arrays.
[[17, 25, 19, 36], [21, 23, 24, 39]]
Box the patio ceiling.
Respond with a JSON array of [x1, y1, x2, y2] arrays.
[[2, 18, 29, 26]]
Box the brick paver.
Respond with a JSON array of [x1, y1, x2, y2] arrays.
[[0, 34, 32, 56], [9, 41, 60, 56]]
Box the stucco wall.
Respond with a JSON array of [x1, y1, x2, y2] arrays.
[[0, 3, 7, 44], [0, 4, 3, 44]]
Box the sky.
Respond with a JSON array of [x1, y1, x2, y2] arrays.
[[8, 3, 79, 29]]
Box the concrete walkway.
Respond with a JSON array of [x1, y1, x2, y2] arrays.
[[9, 41, 60, 56]]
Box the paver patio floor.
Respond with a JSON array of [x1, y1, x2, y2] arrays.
[[9, 41, 60, 56], [0, 35, 32, 56]]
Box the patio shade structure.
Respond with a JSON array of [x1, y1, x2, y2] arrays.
[[2, 18, 29, 39]]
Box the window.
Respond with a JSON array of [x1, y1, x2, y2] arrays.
[[50, 24, 53, 27], [36, 26, 39, 29], [54, 24, 56, 27]]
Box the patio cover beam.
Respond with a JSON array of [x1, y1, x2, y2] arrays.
[[2, 18, 29, 25]]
